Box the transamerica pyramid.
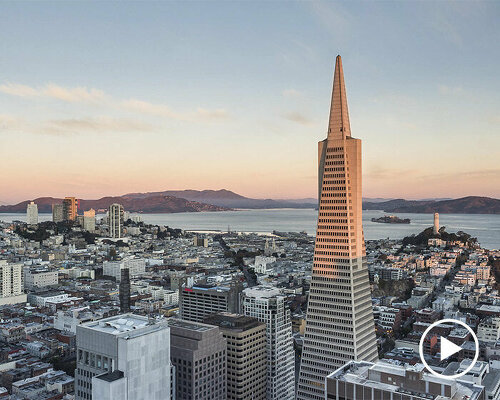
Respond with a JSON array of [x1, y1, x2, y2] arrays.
[[296, 56, 378, 400]]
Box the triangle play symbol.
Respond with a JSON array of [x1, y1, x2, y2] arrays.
[[440, 337, 462, 361]]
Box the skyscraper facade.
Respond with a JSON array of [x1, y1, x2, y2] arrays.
[[83, 208, 96, 232], [296, 56, 378, 400], [119, 269, 131, 313], [203, 313, 267, 400], [26, 201, 38, 225], [52, 203, 64, 223], [108, 203, 124, 239], [241, 286, 295, 400], [75, 314, 171, 400], [63, 197, 78, 221]]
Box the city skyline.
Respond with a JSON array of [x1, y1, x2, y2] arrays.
[[1, 2, 500, 204]]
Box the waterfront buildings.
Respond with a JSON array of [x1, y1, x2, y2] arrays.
[[83, 209, 96, 232], [297, 55, 378, 400], [179, 282, 242, 323], [242, 286, 295, 400], [168, 318, 227, 400], [0, 260, 26, 306], [52, 203, 64, 223], [75, 314, 171, 400], [325, 360, 485, 400], [26, 201, 38, 225], [204, 313, 267, 400], [108, 203, 124, 239], [63, 197, 78, 221]]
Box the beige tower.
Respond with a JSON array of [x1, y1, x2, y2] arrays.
[[433, 212, 440, 234], [296, 56, 378, 400]]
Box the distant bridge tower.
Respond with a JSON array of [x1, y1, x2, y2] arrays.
[[433, 212, 440, 234]]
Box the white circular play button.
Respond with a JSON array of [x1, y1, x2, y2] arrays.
[[419, 318, 479, 380]]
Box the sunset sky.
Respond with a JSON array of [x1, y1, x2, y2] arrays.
[[1, 1, 499, 204]]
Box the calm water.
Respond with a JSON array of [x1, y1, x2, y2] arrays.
[[1, 209, 498, 250]]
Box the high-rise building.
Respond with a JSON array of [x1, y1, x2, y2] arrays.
[[83, 209, 96, 232], [168, 318, 227, 400], [179, 282, 243, 323], [297, 55, 378, 400], [103, 258, 146, 281], [108, 203, 124, 239], [52, 203, 64, 223], [63, 197, 78, 221], [325, 360, 485, 400], [75, 314, 171, 400], [26, 201, 38, 225], [0, 261, 26, 306], [241, 286, 295, 400], [119, 269, 131, 313], [203, 313, 267, 400], [433, 212, 440, 234]]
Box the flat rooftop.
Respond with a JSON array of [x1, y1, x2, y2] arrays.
[[82, 314, 167, 337], [243, 286, 281, 298], [168, 318, 214, 332]]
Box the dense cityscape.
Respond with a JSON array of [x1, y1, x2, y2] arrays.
[[0, 54, 498, 400]]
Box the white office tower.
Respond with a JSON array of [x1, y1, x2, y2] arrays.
[[297, 55, 378, 400], [108, 203, 124, 238], [26, 201, 38, 225], [83, 209, 96, 232], [75, 314, 171, 400], [0, 261, 27, 306], [241, 286, 295, 400]]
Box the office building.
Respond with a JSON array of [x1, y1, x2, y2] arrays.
[[26, 201, 38, 225], [52, 203, 64, 223], [109, 203, 124, 239], [63, 197, 78, 221], [119, 269, 131, 313], [75, 314, 171, 400], [203, 313, 267, 400], [179, 282, 243, 323], [169, 318, 227, 400], [325, 360, 485, 400], [297, 55, 378, 400], [241, 286, 295, 400], [102, 258, 146, 281], [24, 267, 58, 290], [83, 209, 96, 232], [0, 260, 26, 306]]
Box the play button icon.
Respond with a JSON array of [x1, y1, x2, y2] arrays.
[[440, 336, 463, 361], [419, 318, 479, 380]]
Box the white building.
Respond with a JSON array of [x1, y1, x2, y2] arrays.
[[253, 255, 276, 274], [0, 261, 26, 306], [477, 317, 500, 344], [24, 267, 58, 290], [75, 314, 171, 400], [83, 209, 96, 232], [26, 201, 38, 225], [54, 307, 97, 334], [108, 203, 124, 239], [103, 258, 146, 281], [242, 286, 295, 400]]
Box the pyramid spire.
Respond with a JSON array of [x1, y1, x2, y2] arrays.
[[327, 55, 351, 139]]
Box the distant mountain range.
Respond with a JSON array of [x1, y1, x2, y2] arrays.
[[123, 189, 316, 209], [1, 191, 498, 214], [362, 196, 500, 214], [0, 195, 229, 214]]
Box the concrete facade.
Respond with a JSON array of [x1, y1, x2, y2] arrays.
[[297, 55, 378, 400], [203, 313, 267, 400], [242, 286, 295, 400], [169, 318, 227, 400], [75, 314, 171, 400]]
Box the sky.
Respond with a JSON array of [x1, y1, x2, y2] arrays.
[[0, 1, 499, 204]]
